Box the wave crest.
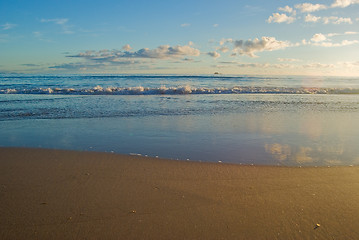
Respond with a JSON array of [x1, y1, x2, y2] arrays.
[[1, 85, 359, 95]]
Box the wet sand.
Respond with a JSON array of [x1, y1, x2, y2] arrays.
[[1, 147, 359, 239]]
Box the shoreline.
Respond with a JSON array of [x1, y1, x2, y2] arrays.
[[1, 147, 359, 239]]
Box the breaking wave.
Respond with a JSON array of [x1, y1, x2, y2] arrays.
[[1, 85, 359, 95]]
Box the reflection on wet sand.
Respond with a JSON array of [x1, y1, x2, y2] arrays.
[[265, 144, 314, 165], [264, 143, 291, 162], [264, 142, 359, 166], [295, 147, 313, 164]]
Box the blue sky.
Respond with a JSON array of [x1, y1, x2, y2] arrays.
[[1, 0, 359, 75]]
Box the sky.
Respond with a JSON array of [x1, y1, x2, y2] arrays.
[[1, 0, 359, 76]]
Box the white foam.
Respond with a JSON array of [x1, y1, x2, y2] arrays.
[[1, 86, 359, 95]]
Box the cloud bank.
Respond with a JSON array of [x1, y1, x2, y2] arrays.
[[51, 44, 201, 70], [69, 44, 200, 61]]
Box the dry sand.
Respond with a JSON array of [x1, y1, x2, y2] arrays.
[[1, 147, 359, 239]]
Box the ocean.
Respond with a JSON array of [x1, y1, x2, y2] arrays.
[[1, 74, 359, 166]]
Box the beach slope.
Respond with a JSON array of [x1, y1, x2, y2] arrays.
[[1, 147, 359, 239]]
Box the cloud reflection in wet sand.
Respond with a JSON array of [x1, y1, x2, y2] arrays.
[[265, 143, 291, 162], [264, 142, 359, 166]]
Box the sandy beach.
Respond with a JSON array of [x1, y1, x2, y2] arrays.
[[1, 147, 359, 239]]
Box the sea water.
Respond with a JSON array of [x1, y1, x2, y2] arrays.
[[1, 74, 359, 166]]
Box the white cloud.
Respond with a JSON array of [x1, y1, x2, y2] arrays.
[[275, 2, 357, 25], [306, 31, 359, 47], [2, 23, 17, 30], [41, 18, 68, 25], [182, 58, 194, 62], [219, 38, 233, 45], [302, 39, 309, 45], [331, 0, 359, 8], [278, 58, 300, 62], [233, 37, 291, 57], [207, 51, 220, 58], [305, 14, 321, 22], [135, 45, 200, 58], [278, 6, 293, 13], [327, 31, 359, 37], [236, 62, 295, 69], [32, 31, 53, 42], [267, 13, 295, 24], [345, 31, 359, 35], [327, 33, 340, 37], [40, 18, 73, 34], [33, 31, 43, 38], [339, 61, 359, 67], [180, 23, 190, 27], [237, 63, 265, 68], [305, 14, 353, 24], [218, 61, 239, 65], [312, 39, 359, 47], [302, 31, 359, 49], [122, 44, 132, 51], [213, 24, 219, 27], [322, 16, 352, 24], [303, 63, 335, 68], [311, 33, 327, 42], [218, 46, 230, 53], [295, 3, 327, 12], [271, 63, 295, 69]]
